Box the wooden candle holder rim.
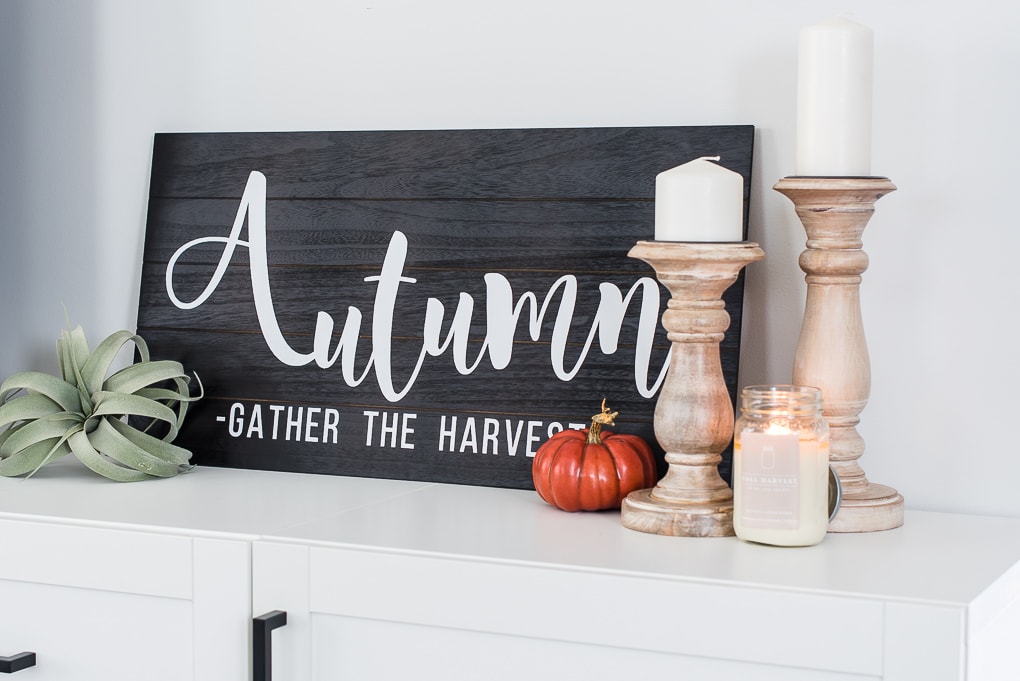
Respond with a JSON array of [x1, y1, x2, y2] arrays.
[[639, 240, 761, 245], [632, 241, 764, 258], [784, 175, 891, 180], [774, 176, 897, 193]]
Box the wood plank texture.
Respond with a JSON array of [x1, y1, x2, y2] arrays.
[[137, 126, 754, 488]]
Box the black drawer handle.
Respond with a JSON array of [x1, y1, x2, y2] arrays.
[[0, 652, 36, 674], [253, 610, 287, 681]]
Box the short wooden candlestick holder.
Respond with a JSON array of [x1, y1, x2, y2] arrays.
[[774, 177, 904, 533], [621, 240, 764, 537]]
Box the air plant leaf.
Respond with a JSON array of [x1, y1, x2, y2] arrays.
[[0, 371, 81, 412], [106, 417, 192, 465], [0, 413, 82, 457], [88, 419, 183, 477], [103, 360, 189, 397], [81, 329, 144, 395], [0, 437, 72, 477], [0, 325, 201, 481], [67, 430, 151, 482], [92, 391, 180, 435], [58, 326, 91, 384], [0, 393, 65, 427]]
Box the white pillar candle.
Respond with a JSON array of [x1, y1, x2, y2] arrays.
[[795, 17, 873, 177], [654, 156, 743, 242]]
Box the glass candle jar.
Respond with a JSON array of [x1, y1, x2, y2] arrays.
[[733, 385, 830, 547]]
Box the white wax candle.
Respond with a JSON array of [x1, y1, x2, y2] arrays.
[[654, 156, 743, 242], [733, 427, 830, 547], [795, 17, 873, 176]]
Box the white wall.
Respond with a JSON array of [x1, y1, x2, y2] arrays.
[[1, 0, 1017, 517]]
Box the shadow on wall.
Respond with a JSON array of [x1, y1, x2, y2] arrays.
[[0, 1, 98, 376]]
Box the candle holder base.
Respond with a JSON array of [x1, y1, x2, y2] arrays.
[[618, 240, 764, 539], [827, 482, 903, 533], [774, 176, 903, 533], [621, 490, 733, 537]]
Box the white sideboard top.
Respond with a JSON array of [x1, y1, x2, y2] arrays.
[[1, 459, 1018, 623], [0, 458, 429, 538]]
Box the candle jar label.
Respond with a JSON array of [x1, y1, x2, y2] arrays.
[[738, 431, 803, 529]]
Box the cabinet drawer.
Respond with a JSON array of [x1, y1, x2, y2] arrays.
[[0, 521, 250, 681], [307, 547, 884, 676], [0, 579, 192, 681], [0, 518, 191, 598], [310, 614, 879, 681]]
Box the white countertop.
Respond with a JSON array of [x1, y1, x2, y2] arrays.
[[2, 459, 1018, 618], [0, 458, 429, 538]]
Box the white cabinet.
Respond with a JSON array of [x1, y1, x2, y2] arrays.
[[252, 540, 879, 681], [253, 483, 1020, 681], [0, 518, 250, 681], [2, 461, 1020, 680], [0, 460, 427, 680]]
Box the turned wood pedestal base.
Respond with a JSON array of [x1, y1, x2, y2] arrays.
[[774, 177, 904, 533], [620, 240, 764, 538], [828, 482, 903, 533], [622, 489, 736, 538]]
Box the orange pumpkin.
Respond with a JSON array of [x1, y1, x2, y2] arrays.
[[532, 400, 658, 512]]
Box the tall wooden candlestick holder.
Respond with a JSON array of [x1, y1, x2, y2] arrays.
[[774, 177, 903, 533], [621, 240, 764, 537]]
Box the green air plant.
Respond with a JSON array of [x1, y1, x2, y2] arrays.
[[0, 326, 202, 481]]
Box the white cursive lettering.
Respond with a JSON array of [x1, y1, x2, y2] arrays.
[[165, 171, 668, 402]]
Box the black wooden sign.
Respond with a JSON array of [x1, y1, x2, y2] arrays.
[[137, 126, 754, 488]]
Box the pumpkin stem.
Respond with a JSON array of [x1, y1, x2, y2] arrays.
[[587, 398, 619, 445]]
